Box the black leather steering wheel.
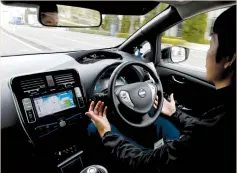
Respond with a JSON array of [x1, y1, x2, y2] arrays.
[[108, 61, 163, 127]]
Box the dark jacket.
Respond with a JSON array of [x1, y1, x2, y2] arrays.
[[101, 86, 236, 173]]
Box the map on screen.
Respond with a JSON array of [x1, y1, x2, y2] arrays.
[[34, 90, 76, 118]]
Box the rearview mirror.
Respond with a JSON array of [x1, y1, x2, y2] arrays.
[[161, 46, 189, 63], [38, 4, 102, 27]]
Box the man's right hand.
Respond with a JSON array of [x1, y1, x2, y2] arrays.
[[154, 93, 176, 117], [85, 101, 111, 137]]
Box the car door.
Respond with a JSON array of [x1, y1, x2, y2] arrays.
[[155, 8, 228, 117]]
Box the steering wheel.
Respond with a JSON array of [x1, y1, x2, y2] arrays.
[[108, 61, 163, 127]]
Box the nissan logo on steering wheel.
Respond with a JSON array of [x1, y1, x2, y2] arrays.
[[138, 89, 146, 98]]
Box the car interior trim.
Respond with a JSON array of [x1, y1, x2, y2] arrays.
[[57, 150, 83, 168]]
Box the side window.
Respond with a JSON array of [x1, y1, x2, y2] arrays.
[[161, 8, 228, 72]]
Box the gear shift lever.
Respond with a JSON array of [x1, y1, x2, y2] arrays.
[[80, 165, 108, 173]]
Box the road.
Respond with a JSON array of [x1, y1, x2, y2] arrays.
[[0, 30, 42, 55], [1, 24, 206, 72]]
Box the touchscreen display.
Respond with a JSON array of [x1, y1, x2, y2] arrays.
[[34, 90, 76, 118]]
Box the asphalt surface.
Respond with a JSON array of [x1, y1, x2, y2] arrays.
[[1, 24, 206, 72]]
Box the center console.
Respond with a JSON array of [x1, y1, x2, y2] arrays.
[[10, 69, 88, 173]]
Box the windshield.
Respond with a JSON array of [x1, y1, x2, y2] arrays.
[[0, 3, 168, 56]]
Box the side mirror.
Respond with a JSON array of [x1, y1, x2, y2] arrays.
[[161, 46, 189, 63]]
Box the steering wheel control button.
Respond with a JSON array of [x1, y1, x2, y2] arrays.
[[119, 91, 134, 108], [147, 83, 156, 98], [59, 120, 66, 127], [138, 89, 146, 98]]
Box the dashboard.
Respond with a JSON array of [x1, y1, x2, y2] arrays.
[[1, 49, 151, 173], [8, 64, 142, 144], [1, 50, 144, 128]]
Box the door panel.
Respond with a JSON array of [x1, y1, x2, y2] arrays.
[[156, 65, 218, 117]]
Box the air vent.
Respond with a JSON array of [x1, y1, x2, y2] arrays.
[[54, 73, 75, 85], [21, 78, 45, 91]]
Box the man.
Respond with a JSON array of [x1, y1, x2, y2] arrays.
[[40, 5, 58, 26], [86, 6, 236, 173]]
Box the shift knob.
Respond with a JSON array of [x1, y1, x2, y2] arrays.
[[80, 165, 108, 173]]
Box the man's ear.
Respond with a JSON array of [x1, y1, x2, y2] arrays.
[[224, 53, 236, 69]]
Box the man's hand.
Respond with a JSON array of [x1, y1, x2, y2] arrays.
[[153, 93, 176, 116], [85, 101, 111, 137]]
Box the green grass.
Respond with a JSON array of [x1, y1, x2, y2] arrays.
[[116, 32, 130, 38], [161, 37, 187, 46], [69, 28, 110, 36]]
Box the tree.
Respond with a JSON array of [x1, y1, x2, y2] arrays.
[[120, 16, 131, 33], [133, 16, 141, 31], [102, 15, 110, 31], [181, 13, 208, 43], [158, 3, 168, 13], [102, 15, 119, 31], [141, 7, 158, 26], [129, 16, 140, 33]]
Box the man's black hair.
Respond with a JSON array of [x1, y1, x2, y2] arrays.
[[40, 4, 58, 13], [213, 6, 236, 63]]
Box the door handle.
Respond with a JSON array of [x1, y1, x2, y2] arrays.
[[181, 107, 192, 111], [171, 76, 185, 84]]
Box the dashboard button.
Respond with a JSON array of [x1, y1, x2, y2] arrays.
[[57, 85, 65, 90], [35, 126, 45, 135], [52, 124, 58, 129], [74, 87, 82, 97], [88, 167, 97, 173], [26, 109, 36, 123], [46, 75, 55, 87], [30, 91, 39, 96], [22, 98, 31, 105], [78, 98, 84, 107], [39, 88, 47, 94], [66, 84, 73, 88], [59, 120, 66, 127], [22, 98, 33, 110], [45, 125, 50, 132]]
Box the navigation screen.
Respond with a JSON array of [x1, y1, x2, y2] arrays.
[[34, 90, 76, 118]]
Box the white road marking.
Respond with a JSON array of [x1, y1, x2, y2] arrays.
[[52, 34, 102, 48], [28, 36, 68, 51], [20, 49, 29, 52], [1, 31, 42, 51], [79, 35, 118, 41]]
